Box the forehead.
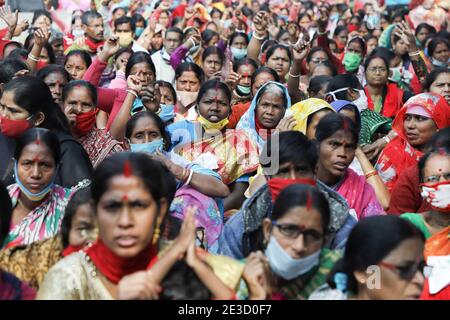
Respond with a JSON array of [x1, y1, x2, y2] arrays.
[[368, 57, 386, 67], [383, 238, 423, 264], [45, 72, 68, 83], [201, 88, 228, 100], [277, 206, 324, 231], [434, 73, 450, 83], [179, 71, 199, 81], [20, 142, 53, 159], [255, 72, 275, 83], [87, 17, 103, 25], [348, 41, 362, 50], [66, 86, 93, 100], [66, 54, 86, 65], [133, 116, 160, 133], [270, 48, 289, 58], [103, 175, 150, 197], [259, 89, 283, 102], [424, 153, 450, 174], [324, 128, 355, 142], [130, 62, 153, 73], [117, 22, 132, 29], [165, 31, 181, 40], [205, 53, 220, 61], [238, 64, 255, 73], [73, 203, 95, 221], [311, 50, 327, 59], [232, 35, 246, 43]]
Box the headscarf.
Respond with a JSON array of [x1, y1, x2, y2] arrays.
[[378, 24, 395, 49], [288, 98, 334, 134], [236, 81, 291, 148], [330, 100, 362, 132]]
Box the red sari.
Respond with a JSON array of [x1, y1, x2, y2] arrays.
[[376, 93, 450, 192], [364, 83, 404, 119]]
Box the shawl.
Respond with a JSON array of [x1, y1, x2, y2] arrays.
[[364, 83, 404, 119], [289, 98, 334, 134], [79, 127, 124, 168]]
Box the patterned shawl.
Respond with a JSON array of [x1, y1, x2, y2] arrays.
[[79, 127, 124, 168]]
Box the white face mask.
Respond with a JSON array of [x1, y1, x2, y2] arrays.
[[72, 28, 84, 38], [264, 236, 321, 280], [421, 181, 450, 213], [353, 89, 368, 111]]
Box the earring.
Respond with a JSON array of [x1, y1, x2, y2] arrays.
[[152, 225, 161, 245]]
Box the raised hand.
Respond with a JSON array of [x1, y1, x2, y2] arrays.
[[291, 34, 311, 61], [243, 251, 271, 300], [184, 33, 201, 49], [34, 26, 51, 48], [117, 270, 162, 300], [0, 5, 18, 29], [253, 11, 269, 35], [142, 83, 161, 112], [224, 61, 241, 91], [276, 114, 297, 132], [394, 21, 417, 52], [127, 74, 143, 95], [317, 7, 329, 32], [99, 35, 121, 61], [171, 207, 197, 259]]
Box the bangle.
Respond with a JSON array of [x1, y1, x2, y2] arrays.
[[383, 135, 391, 144], [185, 169, 194, 185], [365, 170, 378, 180], [28, 53, 40, 62], [288, 70, 300, 78], [408, 50, 420, 57], [252, 32, 265, 41], [126, 89, 138, 98], [189, 38, 196, 48]]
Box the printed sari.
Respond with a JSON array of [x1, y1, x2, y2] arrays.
[[79, 127, 124, 168], [289, 98, 335, 134]]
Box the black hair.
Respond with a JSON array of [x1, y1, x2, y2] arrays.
[[0, 180, 12, 247], [0, 58, 29, 84], [112, 7, 127, 15], [251, 66, 280, 88], [210, 8, 223, 18], [415, 23, 436, 37], [175, 62, 205, 83], [125, 111, 172, 151], [42, 42, 56, 64], [202, 46, 225, 66], [131, 14, 147, 30], [201, 29, 219, 46], [261, 131, 318, 174], [14, 127, 61, 164], [197, 79, 231, 105], [114, 16, 133, 31], [61, 186, 93, 248], [3, 76, 69, 132], [315, 112, 359, 147], [62, 80, 98, 105], [81, 10, 103, 26], [32, 9, 52, 26], [313, 61, 338, 77], [308, 75, 333, 97], [306, 47, 330, 63], [165, 27, 183, 39], [125, 51, 156, 79], [347, 37, 366, 56], [265, 44, 292, 63], [64, 50, 92, 69], [233, 58, 258, 73], [427, 37, 450, 59], [160, 260, 211, 300], [423, 67, 450, 91], [113, 47, 133, 62], [8, 48, 28, 61], [276, 29, 289, 42], [328, 215, 425, 294], [334, 26, 348, 38], [418, 128, 450, 182], [261, 40, 277, 53], [156, 80, 177, 104], [326, 74, 362, 101], [24, 33, 55, 64], [364, 53, 389, 72], [36, 64, 71, 83], [272, 184, 330, 235], [229, 32, 249, 47]]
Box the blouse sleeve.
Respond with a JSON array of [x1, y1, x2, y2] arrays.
[[170, 44, 189, 70]]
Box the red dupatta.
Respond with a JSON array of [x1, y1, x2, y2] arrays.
[[365, 83, 404, 119]]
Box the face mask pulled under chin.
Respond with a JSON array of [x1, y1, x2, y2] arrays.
[[264, 236, 321, 280], [421, 181, 450, 213], [176, 90, 198, 108], [352, 89, 368, 111]]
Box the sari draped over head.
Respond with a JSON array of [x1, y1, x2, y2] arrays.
[[330, 100, 362, 131], [4, 180, 90, 249], [289, 98, 334, 134], [79, 127, 124, 168], [364, 83, 404, 119], [376, 93, 450, 191], [236, 81, 291, 149], [334, 169, 385, 220]]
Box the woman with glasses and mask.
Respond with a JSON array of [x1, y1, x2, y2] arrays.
[[241, 184, 342, 300], [310, 215, 426, 300]]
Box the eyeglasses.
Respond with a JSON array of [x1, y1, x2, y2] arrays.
[[367, 67, 387, 74], [272, 221, 323, 245], [379, 260, 427, 280], [423, 172, 450, 184]]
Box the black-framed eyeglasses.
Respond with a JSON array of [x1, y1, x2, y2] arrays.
[[271, 220, 323, 245]]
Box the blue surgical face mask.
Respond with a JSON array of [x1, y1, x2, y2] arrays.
[[231, 47, 247, 60], [431, 58, 449, 68], [14, 161, 56, 202], [158, 104, 175, 122], [237, 84, 251, 96], [131, 98, 144, 115], [130, 138, 164, 155], [330, 13, 339, 22], [264, 235, 321, 280], [135, 27, 145, 38]]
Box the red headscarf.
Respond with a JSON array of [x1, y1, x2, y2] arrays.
[[365, 83, 404, 119]]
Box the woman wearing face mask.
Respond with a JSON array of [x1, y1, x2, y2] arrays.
[[242, 184, 342, 300], [0, 186, 97, 290], [174, 62, 204, 117], [201, 46, 224, 80], [311, 215, 425, 300], [0, 76, 93, 189], [62, 80, 124, 168], [83, 37, 156, 129], [168, 80, 259, 211], [236, 81, 292, 149], [131, 14, 146, 40], [423, 67, 450, 104], [315, 113, 384, 220], [230, 58, 258, 106], [36, 65, 71, 107], [227, 67, 280, 129], [229, 32, 249, 61], [2, 128, 89, 249], [427, 37, 450, 69], [376, 93, 450, 192]]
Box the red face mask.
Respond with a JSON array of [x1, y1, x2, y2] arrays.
[[73, 108, 98, 136], [0, 115, 32, 138], [348, 24, 359, 33], [268, 177, 317, 202]]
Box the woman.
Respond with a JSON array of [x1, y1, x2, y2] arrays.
[[341, 37, 366, 81], [264, 44, 291, 83], [36, 65, 71, 107], [230, 58, 258, 106], [3, 128, 88, 248], [0, 76, 93, 188], [125, 111, 228, 248], [37, 153, 233, 299], [168, 80, 259, 211], [289, 98, 334, 140], [174, 62, 204, 117], [242, 184, 342, 300], [427, 37, 450, 69], [414, 23, 436, 50], [227, 67, 280, 129], [62, 80, 124, 168], [201, 46, 224, 80], [364, 54, 405, 119], [201, 29, 220, 49], [401, 146, 450, 239], [315, 112, 384, 220], [64, 50, 92, 81], [236, 81, 291, 149], [311, 215, 425, 300], [423, 67, 450, 104], [308, 76, 333, 100], [0, 186, 97, 289], [376, 93, 450, 191], [229, 32, 249, 61]]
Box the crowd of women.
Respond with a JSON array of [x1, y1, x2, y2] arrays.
[[0, 0, 449, 300]]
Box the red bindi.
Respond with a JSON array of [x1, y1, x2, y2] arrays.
[[33, 156, 40, 162], [306, 191, 312, 211], [123, 159, 132, 177], [121, 194, 129, 202]]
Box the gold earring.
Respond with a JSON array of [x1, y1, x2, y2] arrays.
[[152, 218, 162, 245]]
